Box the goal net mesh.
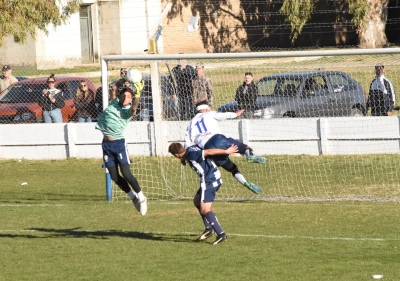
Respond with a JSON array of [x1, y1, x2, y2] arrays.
[[103, 50, 400, 202]]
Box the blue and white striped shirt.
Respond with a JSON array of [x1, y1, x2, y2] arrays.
[[185, 145, 222, 189]]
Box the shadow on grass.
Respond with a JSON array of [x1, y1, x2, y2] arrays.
[[0, 193, 104, 203], [0, 227, 195, 243]]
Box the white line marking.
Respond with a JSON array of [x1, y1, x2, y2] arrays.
[[178, 231, 400, 241]]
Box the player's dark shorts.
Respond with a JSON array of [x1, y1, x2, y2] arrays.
[[102, 138, 130, 168], [196, 178, 222, 203], [204, 134, 246, 166]]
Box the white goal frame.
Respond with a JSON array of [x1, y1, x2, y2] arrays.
[[100, 48, 400, 202]]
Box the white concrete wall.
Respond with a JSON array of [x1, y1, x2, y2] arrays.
[[1, 117, 399, 160], [0, 0, 163, 67], [0, 1, 82, 69], [0, 36, 37, 66], [35, 13, 82, 69]]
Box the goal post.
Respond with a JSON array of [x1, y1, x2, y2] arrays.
[[100, 48, 400, 202]]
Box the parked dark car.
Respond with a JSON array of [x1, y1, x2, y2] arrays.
[[218, 71, 367, 118], [109, 73, 178, 121], [0, 76, 97, 123]]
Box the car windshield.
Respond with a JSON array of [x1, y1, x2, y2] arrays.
[[258, 77, 301, 97], [0, 83, 48, 103]]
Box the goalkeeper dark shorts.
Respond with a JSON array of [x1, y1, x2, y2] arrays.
[[101, 138, 130, 168]]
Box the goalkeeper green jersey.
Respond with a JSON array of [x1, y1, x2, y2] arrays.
[[95, 98, 132, 139]]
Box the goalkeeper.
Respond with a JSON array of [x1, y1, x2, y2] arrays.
[[95, 81, 148, 216], [184, 100, 267, 194]]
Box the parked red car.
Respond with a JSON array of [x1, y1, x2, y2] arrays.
[[0, 76, 97, 123]]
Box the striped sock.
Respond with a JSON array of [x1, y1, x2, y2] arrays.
[[204, 211, 224, 235]]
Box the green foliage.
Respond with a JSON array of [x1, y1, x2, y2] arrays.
[[346, 0, 370, 34], [280, 0, 315, 45], [0, 0, 79, 47], [280, 0, 372, 44]]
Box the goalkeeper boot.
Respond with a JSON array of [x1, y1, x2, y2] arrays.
[[132, 197, 141, 213], [213, 233, 227, 245], [247, 155, 268, 164], [197, 228, 214, 241], [244, 181, 262, 194], [139, 196, 148, 216], [132, 196, 147, 216]]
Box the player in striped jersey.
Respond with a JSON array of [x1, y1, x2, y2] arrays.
[[168, 142, 239, 245]]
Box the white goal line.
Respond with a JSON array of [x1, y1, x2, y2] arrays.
[[169, 231, 400, 242]]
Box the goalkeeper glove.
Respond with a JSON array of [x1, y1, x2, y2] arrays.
[[134, 80, 145, 98]]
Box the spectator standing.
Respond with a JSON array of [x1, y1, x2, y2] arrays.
[[0, 65, 18, 92], [37, 74, 65, 123], [192, 63, 214, 110], [171, 58, 196, 120], [235, 72, 258, 118], [74, 80, 95, 122], [367, 63, 396, 116]]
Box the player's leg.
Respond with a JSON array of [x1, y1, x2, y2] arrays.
[[200, 184, 227, 245], [206, 134, 267, 164], [119, 163, 147, 215], [224, 137, 268, 164], [220, 159, 262, 194], [194, 193, 214, 241], [104, 139, 147, 215]]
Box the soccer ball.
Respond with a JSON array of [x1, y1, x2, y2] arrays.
[[125, 69, 142, 84]]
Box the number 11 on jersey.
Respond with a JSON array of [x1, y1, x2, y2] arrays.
[[195, 118, 207, 133]]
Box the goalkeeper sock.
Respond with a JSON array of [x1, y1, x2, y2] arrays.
[[234, 172, 246, 185], [244, 149, 252, 157], [127, 190, 136, 200], [137, 191, 146, 201], [204, 211, 224, 235]]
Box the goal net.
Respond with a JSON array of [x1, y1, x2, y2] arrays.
[[101, 49, 400, 202]]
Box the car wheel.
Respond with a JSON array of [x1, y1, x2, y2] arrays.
[[283, 112, 295, 118], [350, 108, 363, 117]]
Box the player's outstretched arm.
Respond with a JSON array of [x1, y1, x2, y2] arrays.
[[214, 110, 243, 121], [204, 144, 238, 157]]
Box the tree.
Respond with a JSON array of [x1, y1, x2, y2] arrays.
[[358, 0, 388, 48], [280, 0, 391, 48], [0, 0, 79, 47]]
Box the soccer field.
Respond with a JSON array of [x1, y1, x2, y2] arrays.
[[1, 158, 400, 281]]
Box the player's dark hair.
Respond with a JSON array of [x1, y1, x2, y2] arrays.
[[168, 143, 185, 154], [244, 72, 253, 76], [119, 87, 135, 97], [117, 87, 135, 106]]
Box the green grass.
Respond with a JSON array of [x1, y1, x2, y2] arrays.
[[1, 158, 400, 280]]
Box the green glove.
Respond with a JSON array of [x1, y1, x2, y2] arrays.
[[134, 80, 145, 98]]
